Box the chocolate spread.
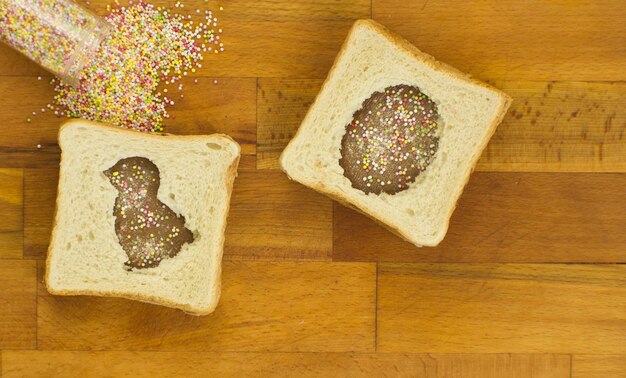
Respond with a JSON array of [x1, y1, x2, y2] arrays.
[[339, 85, 441, 195], [104, 157, 194, 269]]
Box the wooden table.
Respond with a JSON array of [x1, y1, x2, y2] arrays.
[[1, 1, 625, 376]]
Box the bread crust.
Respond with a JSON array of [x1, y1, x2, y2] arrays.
[[280, 19, 512, 247], [45, 119, 241, 316]]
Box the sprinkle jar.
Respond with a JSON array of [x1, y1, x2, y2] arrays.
[[0, 0, 109, 86]]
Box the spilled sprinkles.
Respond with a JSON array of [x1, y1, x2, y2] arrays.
[[43, 0, 223, 132], [339, 85, 441, 195]]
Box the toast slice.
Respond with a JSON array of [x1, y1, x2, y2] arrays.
[[45, 119, 240, 315], [280, 19, 511, 247]]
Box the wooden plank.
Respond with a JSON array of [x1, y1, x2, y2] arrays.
[[0, 76, 257, 167], [0, 76, 60, 155], [0, 0, 370, 78], [237, 155, 257, 170], [257, 78, 322, 169], [23, 168, 58, 259], [0, 169, 23, 258], [37, 261, 375, 351], [226, 170, 332, 260], [378, 264, 626, 353], [0, 150, 61, 168], [1, 352, 570, 378], [0, 260, 37, 349], [257, 79, 626, 171], [163, 77, 257, 155], [480, 81, 626, 172], [0, 46, 46, 77], [24, 168, 331, 260], [372, 0, 626, 81], [572, 355, 626, 378], [334, 172, 626, 263]]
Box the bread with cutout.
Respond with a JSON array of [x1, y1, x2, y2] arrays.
[[45, 119, 240, 315]]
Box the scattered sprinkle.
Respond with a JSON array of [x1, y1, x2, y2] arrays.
[[43, 0, 222, 132]]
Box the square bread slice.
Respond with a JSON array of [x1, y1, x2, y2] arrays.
[[45, 119, 240, 315], [280, 19, 512, 247]]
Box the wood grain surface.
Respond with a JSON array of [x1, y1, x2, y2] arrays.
[[572, 355, 626, 378], [37, 261, 375, 351], [257, 79, 626, 171], [0, 260, 36, 349], [0, 0, 624, 376], [378, 264, 626, 353], [23, 168, 57, 259], [372, 0, 626, 82], [0, 76, 257, 166], [334, 172, 626, 263], [0, 169, 22, 258], [1, 352, 570, 378], [226, 170, 333, 261]]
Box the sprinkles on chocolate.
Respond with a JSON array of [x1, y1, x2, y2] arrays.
[[339, 85, 441, 195], [104, 157, 194, 269]]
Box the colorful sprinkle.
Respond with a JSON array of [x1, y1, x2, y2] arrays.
[[11, 0, 223, 132], [0, 0, 109, 85], [339, 85, 441, 195], [104, 157, 194, 269]]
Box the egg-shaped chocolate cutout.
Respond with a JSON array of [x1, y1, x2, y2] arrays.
[[339, 85, 441, 195]]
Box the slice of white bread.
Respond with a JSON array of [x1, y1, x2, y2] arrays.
[[280, 19, 512, 247], [45, 119, 240, 315]]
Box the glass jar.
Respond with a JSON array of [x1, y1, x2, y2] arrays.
[[0, 0, 109, 86]]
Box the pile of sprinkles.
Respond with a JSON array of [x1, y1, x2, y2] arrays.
[[104, 156, 194, 269], [41, 0, 223, 132], [339, 84, 441, 195]]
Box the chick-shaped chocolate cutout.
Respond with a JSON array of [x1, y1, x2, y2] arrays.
[[104, 157, 194, 270]]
